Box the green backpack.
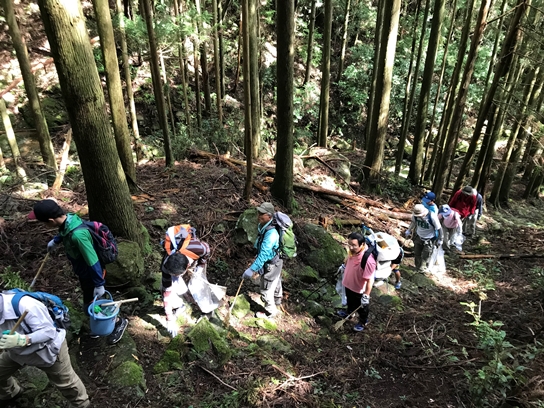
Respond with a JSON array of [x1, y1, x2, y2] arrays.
[[272, 212, 297, 260]]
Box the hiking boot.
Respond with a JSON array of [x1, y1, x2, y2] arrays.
[[107, 318, 128, 345], [353, 323, 365, 332], [336, 310, 349, 318], [394, 281, 402, 290], [256, 311, 278, 319]]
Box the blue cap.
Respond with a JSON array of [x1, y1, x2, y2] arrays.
[[423, 192, 436, 201], [438, 204, 452, 216]]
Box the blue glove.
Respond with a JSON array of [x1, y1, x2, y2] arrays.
[[405, 230, 412, 237], [242, 268, 254, 279], [93, 286, 105, 298], [47, 239, 59, 253], [361, 294, 370, 305]]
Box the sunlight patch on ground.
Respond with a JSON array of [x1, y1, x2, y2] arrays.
[[429, 269, 479, 294]]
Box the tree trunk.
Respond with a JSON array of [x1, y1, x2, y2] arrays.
[[242, 0, 253, 200], [0, 98, 27, 180], [422, 0, 457, 182], [115, 0, 142, 161], [213, 0, 223, 123], [52, 128, 72, 192], [362, 0, 401, 186], [408, 0, 445, 185], [94, 0, 136, 185], [396, 0, 431, 169], [303, 0, 317, 86], [218, 0, 225, 98], [193, 7, 202, 129], [200, 44, 212, 115], [2, 0, 56, 170], [433, 0, 492, 201], [365, 0, 385, 149], [271, 0, 294, 211], [173, 0, 192, 135], [318, 0, 333, 148], [249, 0, 261, 158], [336, 0, 351, 83], [454, 0, 527, 192], [483, 0, 508, 96], [37, 0, 146, 249]]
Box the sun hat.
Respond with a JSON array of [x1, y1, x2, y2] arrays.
[[423, 192, 436, 201], [28, 199, 64, 222], [412, 204, 429, 218], [256, 202, 275, 215], [438, 204, 452, 217], [462, 186, 475, 195]]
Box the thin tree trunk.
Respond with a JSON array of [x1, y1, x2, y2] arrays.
[[141, 0, 173, 166], [303, 0, 317, 86], [454, 0, 528, 192], [433, 0, 492, 200], [173, 0, 192, 135], [318, 0, 333, 147], [242, 0, 253, 200], [94, 0, 136, 185], [193, 11, 202, 128], [52, 128, 72, 192], [233, 13, 242, 93], [483, 0, 509, 96], [37, 0, 146, 249], [336, 0, 351, 83], [408, 0, 446, 184], [271, 0, 294, 210], [218, 0, 225, 98], [116, 0, 142, 161], [422, 0, 457, 182], [213, 0, 223, 123], [362, 0, 401, 186], [160, 51, 176, 137], [0, 98, 27, 180], [249, 0, 261, 158], [2, 0, 56, 170], [365, 0, 385, 150]]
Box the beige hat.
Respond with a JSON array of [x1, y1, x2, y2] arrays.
[[256, 202, 275, 215], [412, 204, 429, 218]]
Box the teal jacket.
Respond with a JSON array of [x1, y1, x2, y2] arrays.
[[54, 214, 105, 287], [250, 220, 279, 273]]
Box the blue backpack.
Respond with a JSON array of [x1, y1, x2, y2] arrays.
[[9, 289, 71, 330]]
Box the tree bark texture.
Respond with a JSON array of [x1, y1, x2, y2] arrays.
[[173, 0, 192, 135], [242, 0, 253, 200], [249, 0, 261, 158], [408, 0, 445, 184], [271, 0, 295, 210], [363, 0, 401, 185], [0, 98, 27, 180], [93, 0, 136, 184], [303, 0, 317, 86], [140, 0, 173, 166], [213, 0, 223, 123], [2, 0, 56, 170], [37, 0, 145, 248], [318, 0, 333, 148], [336, 0, 351, 83]]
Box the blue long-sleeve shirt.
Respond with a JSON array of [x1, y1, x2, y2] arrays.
[[250, 220, 279, 273]]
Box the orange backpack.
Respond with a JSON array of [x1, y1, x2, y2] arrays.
[[163, 224, 200, 261]]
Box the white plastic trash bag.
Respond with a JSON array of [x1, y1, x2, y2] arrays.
[[187, 266, 221, 313], [428, 246, 446, 273], [450, 229, 465, 251], [335, 268, 347, 306]]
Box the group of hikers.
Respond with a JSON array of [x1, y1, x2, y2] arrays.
[[0, 189, 482, 406]]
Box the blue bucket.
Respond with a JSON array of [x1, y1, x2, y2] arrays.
[[88, 291, 119, 336]]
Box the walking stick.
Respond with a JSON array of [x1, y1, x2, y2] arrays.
[[30, 253, 50, 289], [223, 280, 244, 327]]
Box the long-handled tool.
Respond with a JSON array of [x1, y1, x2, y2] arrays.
[[98, 298, 139, 308], [223, 280, 244, 327], [333, 305, 362, 331], [29, 253, 50, 289], [2, 310, 29, 353]]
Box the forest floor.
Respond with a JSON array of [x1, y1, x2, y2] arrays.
[[1, 154, 544, 408]]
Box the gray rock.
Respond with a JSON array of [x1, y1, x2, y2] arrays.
[[151, 219, 169, 229], [298, 266, 320, 283], [256, 335, 292, 354], [410, 273, 436, 288], [302, 224, 346, 278], [306, 300, 326, 317], [232, 294, 251, 319], [234, 208, 259, 245]]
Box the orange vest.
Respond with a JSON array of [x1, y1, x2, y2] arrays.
[[163, 224, 200, 261]]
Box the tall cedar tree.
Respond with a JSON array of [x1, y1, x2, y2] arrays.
[[242, 0, 253, 200], [37, 0, 146, 249], [249, 0, 261, 157], [318, 0, 333, 147], [93, 0, 136, 185], [363, 0, 401, 185], [2, 0, 57, 170], [271, 0, 295, 210]]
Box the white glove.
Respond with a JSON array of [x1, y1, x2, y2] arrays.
[[242, 268, 254, 279], [405, 230, 412, 237], [361, 294, 370, 305], [435, 240, 443, 248], [93, 286, 105, 298], [166, 318, 179, 337], [0, 333, 27, 349], [47, 239, 59, 253]]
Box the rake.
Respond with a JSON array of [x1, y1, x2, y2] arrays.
[[223, 280, 244, 327], [332, 305, 362, 331]]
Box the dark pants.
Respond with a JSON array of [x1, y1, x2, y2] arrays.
[[345, 287, 369, 325], [79, 277, 96, 316]]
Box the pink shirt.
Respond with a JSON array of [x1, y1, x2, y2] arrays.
[[342, 248, 377, 293]]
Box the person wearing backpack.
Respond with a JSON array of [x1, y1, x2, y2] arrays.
[[438, 204, 464, 252], [406, 204, 443, 273], [160, 225, 210, 337], [28, 199, 128, 344], [421, 191, 438, 214], [242, 202, 283, 319], [337, 232, 376, 332], [0, 291, 89, 407]]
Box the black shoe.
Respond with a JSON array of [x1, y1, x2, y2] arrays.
[[107, 318, 128, 345]]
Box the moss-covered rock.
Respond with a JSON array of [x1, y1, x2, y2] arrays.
[[187, 318, 232, 365], [375, 294, 403, 309], [234, 208, 259, 245], [106, 241, 145, 286], [20, 93, 68, 128], [298, 266, 320, 283], [124, 286, 154, 309], [302, 224, 346, 278], [149, 272, 162, 291], [109, 361, 146, 390], [306, 300, 326, 317], [256, 335, 292, 354], [16, 366, 49, 399], [244, 317, 277, 331], [153, 336, 187, 373], [410, 273, 436, 288], [232, 294, 251, 319], [151, 219, 169, 230]]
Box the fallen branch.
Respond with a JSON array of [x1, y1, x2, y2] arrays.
[[196, 365, 237, 391], [459, 253, 544, 260], [293, 182, 390, 209]]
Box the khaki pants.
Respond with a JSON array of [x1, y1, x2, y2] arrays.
[[0, 340, 89, 407], [260, 259, 284, 315], [413, 234, 434, 272]]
